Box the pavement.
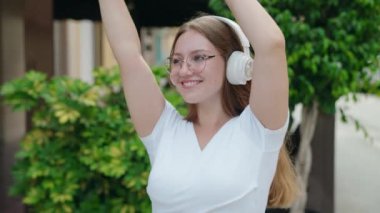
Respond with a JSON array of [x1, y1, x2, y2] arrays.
[[335, 94, 380, 213]]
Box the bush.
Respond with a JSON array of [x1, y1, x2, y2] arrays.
[[0, 66, 186, 212]]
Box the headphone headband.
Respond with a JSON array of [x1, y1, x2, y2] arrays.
[[210, 16, 251, 55]]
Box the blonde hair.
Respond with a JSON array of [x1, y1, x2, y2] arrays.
[[170, 15, 300, 208], [268, 137, 300, 208]]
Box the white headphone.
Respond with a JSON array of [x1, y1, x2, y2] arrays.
[[210, 16, 253, 85]]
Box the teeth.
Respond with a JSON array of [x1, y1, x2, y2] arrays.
[[183, 80, 201, 87]]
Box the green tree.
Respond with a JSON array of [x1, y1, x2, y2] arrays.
[[210, 0, 380, 112], [0, 67, 185, 212], [209, 0, 380, 211]]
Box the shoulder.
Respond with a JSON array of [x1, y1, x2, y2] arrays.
[[140, 100, 184, 139], [237, 104, 290, 152]]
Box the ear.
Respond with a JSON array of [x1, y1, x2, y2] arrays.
[[226, 51, 253, 85]]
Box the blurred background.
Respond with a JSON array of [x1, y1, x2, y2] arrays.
[[1, 0, 379, 212]]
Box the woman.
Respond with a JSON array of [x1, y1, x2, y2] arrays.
[[99, 0, 299, 212]]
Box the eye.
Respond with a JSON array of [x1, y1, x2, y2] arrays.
[[171, 58, 183, 65], [192, 54, 207, 62]]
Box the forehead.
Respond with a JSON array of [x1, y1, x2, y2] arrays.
[[173, 29, 217, 56]]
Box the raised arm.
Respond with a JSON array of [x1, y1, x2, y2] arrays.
[[99, 0, 165, 136], [226, 0, 289, 130]]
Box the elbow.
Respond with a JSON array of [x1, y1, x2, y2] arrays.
[[269, 31, 286, 50], [113, 41, 142, 62], [256, 31, 286, 55]]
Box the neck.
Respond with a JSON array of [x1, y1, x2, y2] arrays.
[[194, 98, 231, 129]]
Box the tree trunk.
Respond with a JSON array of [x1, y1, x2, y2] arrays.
[[290, 102, 319, 213]]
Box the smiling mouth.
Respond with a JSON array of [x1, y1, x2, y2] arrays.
[[181, 80, 203, 88]]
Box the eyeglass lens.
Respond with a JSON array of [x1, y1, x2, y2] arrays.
[[167, 53, 215, 74]]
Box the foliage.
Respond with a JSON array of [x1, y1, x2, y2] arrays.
[[209, 0, 380, 114], [0, 67, 186, 212]]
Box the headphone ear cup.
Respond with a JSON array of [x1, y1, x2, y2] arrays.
[[226, 51, 253, 85]]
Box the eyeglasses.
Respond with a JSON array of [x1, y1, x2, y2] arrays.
[[166, 52, 216, 74]]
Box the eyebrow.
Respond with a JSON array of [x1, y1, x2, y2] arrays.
[[172, 49, 211, 56]]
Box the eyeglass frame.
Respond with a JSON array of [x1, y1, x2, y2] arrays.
[[165, 52, 218, 74]]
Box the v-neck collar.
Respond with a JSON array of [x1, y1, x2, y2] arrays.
[[191, 117, 236, 154]]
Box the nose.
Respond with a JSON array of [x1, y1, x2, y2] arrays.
[[177, 61, 192, 76]]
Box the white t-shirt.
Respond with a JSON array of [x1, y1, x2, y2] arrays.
[[140, 100, 289, 213]]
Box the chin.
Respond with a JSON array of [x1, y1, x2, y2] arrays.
[[182, 96, 200, 104]]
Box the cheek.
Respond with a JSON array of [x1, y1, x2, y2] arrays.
[[169, 74, 179, 86], [208, 62, 226, 85]]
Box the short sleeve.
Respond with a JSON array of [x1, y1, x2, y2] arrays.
[[238, 105, 290, 152], [140, 100, 182, 163]]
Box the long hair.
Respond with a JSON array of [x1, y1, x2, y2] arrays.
[[169, 15, 299, 208]]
